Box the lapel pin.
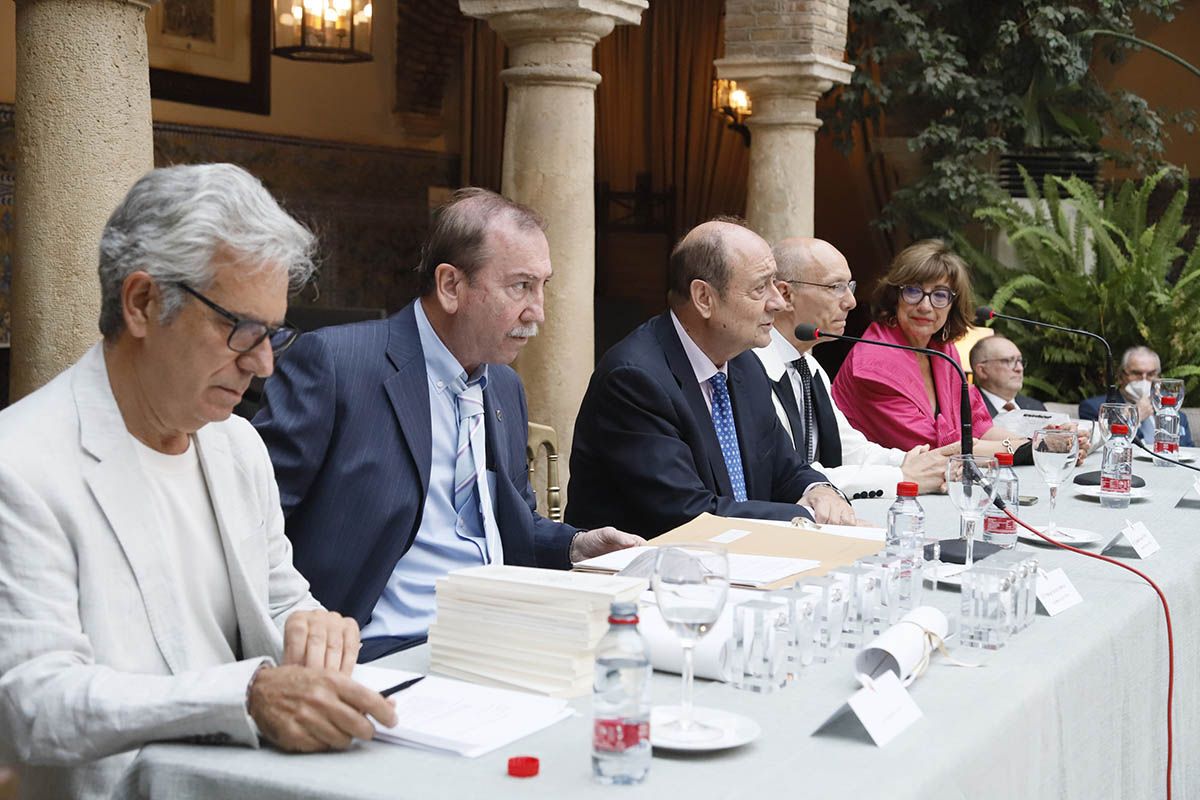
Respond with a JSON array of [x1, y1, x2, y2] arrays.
[[496, 408, 503, 421]]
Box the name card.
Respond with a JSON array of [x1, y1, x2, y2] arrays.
[[1036, 568, 1083, 616], [1193, 477, 1200, 497], [845, 670, 922, 747], [710, 529, 751, 544], [1103, 520, 1161, 559]]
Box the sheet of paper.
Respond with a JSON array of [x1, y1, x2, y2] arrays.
[[1036, 568, 1083, 616], [1103, 519, 1161, 559], [992, 408, 1069, 438], [844, 670, 922, 747], [353, 665, 573, 758], [750, 518, 886, 542], [710, 528, 751, 544], [576, 546, 819, 587]]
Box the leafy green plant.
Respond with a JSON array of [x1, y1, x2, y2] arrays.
[[825, 0, 1196, 238], [954, 167, 1200, 400]]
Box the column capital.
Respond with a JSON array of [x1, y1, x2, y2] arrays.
[[715, 54, 854, 98], [460, 0, 646, 27]]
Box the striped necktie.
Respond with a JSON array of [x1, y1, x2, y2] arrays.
[[450, 379, 503, 563], [792, 357, 817, 463]]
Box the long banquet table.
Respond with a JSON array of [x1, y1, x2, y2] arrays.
[[113, 453, 1200, 800]]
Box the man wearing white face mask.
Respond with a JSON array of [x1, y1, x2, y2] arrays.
[[1078, 345, 1193, 446]]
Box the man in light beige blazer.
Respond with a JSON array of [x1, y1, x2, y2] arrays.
[[0, 164, 396, 800]]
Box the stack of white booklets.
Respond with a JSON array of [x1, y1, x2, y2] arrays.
[[429, 564, 647, 698]]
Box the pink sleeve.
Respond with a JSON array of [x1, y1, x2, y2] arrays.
[[833, 359, 935, 451]]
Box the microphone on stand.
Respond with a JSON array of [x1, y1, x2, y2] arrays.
[[794, 324, 973, 457], [975, 307, 1120, 403]]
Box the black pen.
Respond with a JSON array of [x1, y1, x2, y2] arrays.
[[380, 675, 426, 698]]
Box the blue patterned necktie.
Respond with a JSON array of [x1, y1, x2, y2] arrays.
[[708, 372, 748, 502]]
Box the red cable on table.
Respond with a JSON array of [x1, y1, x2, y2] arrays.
[[1002, 507, 1174, 800]]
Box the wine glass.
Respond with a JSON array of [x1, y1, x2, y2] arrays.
[[1098, 402, 1138, 442], [651, 544, 730, 743], [1151, 378, 1186, 411], [945, 455, 998, 568], [1031, 427, 1080, 534]]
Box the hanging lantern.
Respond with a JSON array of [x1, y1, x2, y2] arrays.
[[273, 0, 373, 63]]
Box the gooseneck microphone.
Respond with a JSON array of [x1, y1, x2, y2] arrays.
[[795, 324, 973, 457], [975, 306, 1120, 403]]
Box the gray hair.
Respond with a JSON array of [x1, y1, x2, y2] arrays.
[[415, 187, 545, 296], [1120, 345, 1161, 373], [98, 163, 317, 339]]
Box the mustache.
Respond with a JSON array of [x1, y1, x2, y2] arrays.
[[508, 323, 539, 338]]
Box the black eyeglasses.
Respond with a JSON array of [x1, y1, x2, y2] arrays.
[[898, 284, 957, 309], [786, 279, 857, 298], [176, 283, 300, 354]]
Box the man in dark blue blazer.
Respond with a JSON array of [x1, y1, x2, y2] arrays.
[[254, 189, 641, 661], [1078, 345, 1193, 447], [566, 219, 857, 538]]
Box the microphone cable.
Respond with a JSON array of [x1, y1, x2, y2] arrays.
[[999, 505, 1175, 800], [1131, 439, 1200, 473]]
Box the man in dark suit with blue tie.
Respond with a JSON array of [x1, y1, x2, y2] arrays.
[[565, 219, 857, 538], [253, 189, 642, 661]]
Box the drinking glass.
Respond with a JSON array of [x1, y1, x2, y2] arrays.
[[1098, 402, 1138, 441], [1031, 427, 1080, 534], [945, 455, 998, 568], [652, 544, 730, 742], [1151, 378, 1186, 411]]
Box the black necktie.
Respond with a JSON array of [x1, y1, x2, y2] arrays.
[[792, 357, 817, 463]]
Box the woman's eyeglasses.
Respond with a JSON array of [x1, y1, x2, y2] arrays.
[[898, 285, 956, 309]]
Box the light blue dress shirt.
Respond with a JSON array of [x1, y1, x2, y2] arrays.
[[361, 300, 498, 639]]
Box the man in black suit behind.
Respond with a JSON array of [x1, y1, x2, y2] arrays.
[[968, 335, 1047, 418], [566, 219, 857, 538]]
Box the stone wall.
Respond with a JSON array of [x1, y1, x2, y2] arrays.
[[723, 0, 849, 60]]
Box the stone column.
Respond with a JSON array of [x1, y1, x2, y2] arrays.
[[459, 0, 646, 492], [11, 0, 156, 400], [716, 1, 854, 243]]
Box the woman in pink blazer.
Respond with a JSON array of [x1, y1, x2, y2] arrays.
[[832, 240, 1023, 456]]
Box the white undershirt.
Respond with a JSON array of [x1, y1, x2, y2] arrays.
[[130, 434, 239, 667]]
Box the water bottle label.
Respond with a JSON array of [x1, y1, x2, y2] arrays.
[[593, 719, 649, 752], [1101, 476, 1131, 493], [1154, 440, 1179, 454], [1169, 442, 1180, 454], [983, 514, 1015, 534]]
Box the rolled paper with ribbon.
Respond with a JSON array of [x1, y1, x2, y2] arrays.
[[854, 606, 955, 686]]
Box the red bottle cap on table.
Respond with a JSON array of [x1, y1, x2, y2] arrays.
[[508, 756, 539, 778], [996, 452, 1013, 466], [1111, 423, 1130, 435], [896, 481, 919, 497]]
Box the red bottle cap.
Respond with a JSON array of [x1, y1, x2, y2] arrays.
[[896, 481, 919, 497], [508, 756, 539, 778], [1111, 423, 1130, 435], [996, 452, 1013, 466], [1162, 396, 1177, 407]]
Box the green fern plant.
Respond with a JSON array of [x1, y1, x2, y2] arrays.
[[955, 167, 1200, 402]]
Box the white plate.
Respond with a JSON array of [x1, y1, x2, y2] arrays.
[[1016, 525, 1104, 546], [1134, 447, 1197, 464], [1073, 485, 1153, 501], [922, 562, 968, 587], [650, 706, 760, 752]]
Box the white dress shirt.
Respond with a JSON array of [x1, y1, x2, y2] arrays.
[[754, 327, 906, 498], [980, 387, 1017, 413]]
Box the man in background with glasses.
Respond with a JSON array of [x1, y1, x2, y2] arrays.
[[968, 335, 1047, 418], [0, 164, 398, 800], [1078, 345, 1193, 446], [754, 237, 956, 498]]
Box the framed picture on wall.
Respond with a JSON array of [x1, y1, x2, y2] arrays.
[[148, 0, 271, 115]]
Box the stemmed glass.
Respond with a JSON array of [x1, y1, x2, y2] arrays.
[[1031, 427, 1080, 534], [652, 544, 730, 743], [945, 455, 998, 568], [1098, 402, 1138, 442], [1151, 378, 1186, 410]]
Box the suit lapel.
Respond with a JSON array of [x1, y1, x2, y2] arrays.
[[654, 314, 732, 496], [726, 360, 757, 497], [75, 346, 189, 674], [194, 426, 280, 662], [771, 372, 805, 447], [384, 304, 433, 499]]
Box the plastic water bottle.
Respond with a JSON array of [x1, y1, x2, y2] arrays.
[[592, 602, 651, 785], [1100, 423, 1134, 508], [885, 482, 925, 609], [982, 452, 1019, 548], [1153, 396, 1181, 468]]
